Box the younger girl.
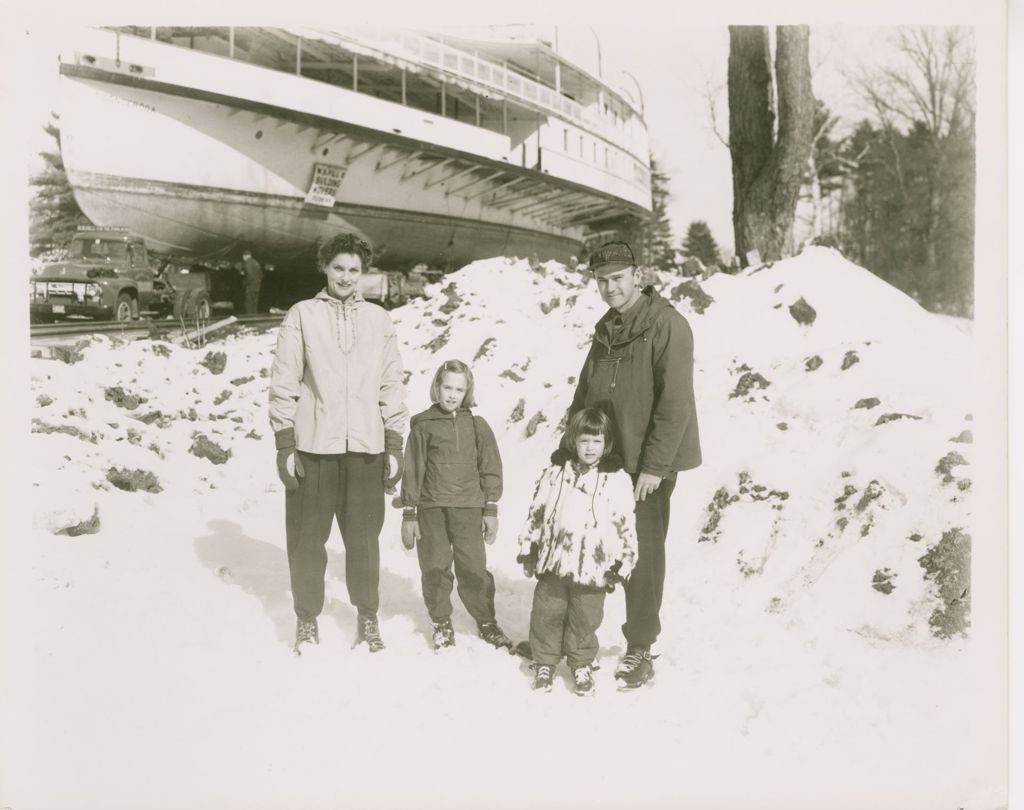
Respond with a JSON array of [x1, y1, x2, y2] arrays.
[[518, 408, 638, 695], [400, 359, 513, 653]]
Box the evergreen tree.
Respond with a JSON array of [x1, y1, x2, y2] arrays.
[[29, 114, 90, 256], [681, 221, 722, 267], [640, 153, 677, 272]]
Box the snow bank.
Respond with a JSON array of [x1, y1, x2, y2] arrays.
[[9, 247, 996, 810]]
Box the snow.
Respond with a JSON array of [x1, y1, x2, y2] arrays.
[[5, 247, 1003, 809]]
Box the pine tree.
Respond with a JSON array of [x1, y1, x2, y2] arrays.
[[681, 221, 722, 267], [29, 114, 90, 256], [641, 154, 677, 272]]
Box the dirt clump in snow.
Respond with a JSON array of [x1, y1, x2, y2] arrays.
[[934, 451, 969, 484], [841, 350, 860, 370], [804, 355, 823, 371], [670, 280, 714, 314], [50, 340, 91, 364], [32, 419, 98, 444], [872, 568, 897, 594], [788, 297, 817, 325], [104, 386, 148, 410], [437, 283, 463, 314], [189, 434, 232, 465], [730, 366, 771, 400], [56, 507, 101, 537], [854, 397, 881, 410], [200, 351, 228, 375], [918, 527, 970, 639], [524, 411, 547, 437], [473, 338, 496, 361], [539, 297, 561, 314], [106, 467, 162, 493], [874, 412, 922, 426]]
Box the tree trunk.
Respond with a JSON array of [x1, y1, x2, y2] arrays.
[[728, 26, 815, 264]]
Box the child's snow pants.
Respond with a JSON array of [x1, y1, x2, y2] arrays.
[[528, 574, 606, 667], [416, 506, 496, 626]]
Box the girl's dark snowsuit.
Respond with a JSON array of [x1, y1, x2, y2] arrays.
[[400, 405, 503, 624]]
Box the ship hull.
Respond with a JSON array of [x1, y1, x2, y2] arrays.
[[60, 67, 586, 268]]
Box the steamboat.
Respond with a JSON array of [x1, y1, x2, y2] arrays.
[[58, 26, 652, 269]]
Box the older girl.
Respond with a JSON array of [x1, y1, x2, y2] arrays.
[[400, 359, 513, 653]]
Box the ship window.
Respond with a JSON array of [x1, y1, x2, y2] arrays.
[[578, 135, 584, 158], [563, 129, 568, 151], [592, 142, 597, 163]]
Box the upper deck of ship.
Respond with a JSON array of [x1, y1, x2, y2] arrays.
[[92, 26, 652, 214]]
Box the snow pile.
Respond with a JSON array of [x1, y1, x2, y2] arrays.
[[9, 247, 996, 810]]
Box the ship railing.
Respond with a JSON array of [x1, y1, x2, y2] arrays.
[[306, 27, 647, 162]]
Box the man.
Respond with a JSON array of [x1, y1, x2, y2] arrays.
[[239, 249, 263, 314], [564, 240, 701, 689], [269, 233, 407, 655]]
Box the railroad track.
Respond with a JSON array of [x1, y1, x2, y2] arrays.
[[30, 313, 284, 357], [31, 314, 284, 341]]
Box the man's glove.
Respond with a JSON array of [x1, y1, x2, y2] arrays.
[[522, 557, 537, 578], [401, 510, 420, 550], [383, 429, 404, 492], [482, 503, 498, 545], [274, 428, 304, 491]]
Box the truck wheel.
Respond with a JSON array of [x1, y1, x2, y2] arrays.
[[114, 293, 134, 322], [174, 290, 212, 320], [192, 292, 212, 321]]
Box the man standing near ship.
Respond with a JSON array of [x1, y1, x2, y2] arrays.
[[239, 249, 263, 314], [563, 240, 702, 689]]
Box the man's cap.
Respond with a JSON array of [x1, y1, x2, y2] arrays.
[[589, 241, 636, 275]]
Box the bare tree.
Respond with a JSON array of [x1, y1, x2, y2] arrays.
[[728, 26, 816, 265], [857, 27, 975, 280]]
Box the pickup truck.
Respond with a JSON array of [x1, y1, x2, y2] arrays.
[[29, 227, 238, 323]]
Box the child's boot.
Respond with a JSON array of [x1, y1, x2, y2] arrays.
[[431, 618, 455, 651], [572, 663, 596, 696], [477, 620, 514, 652], [531, 663, 555, 692]]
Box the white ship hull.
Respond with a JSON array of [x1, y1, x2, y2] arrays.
[[58, 28, 650, 269]]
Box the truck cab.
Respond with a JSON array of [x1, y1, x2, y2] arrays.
[[30, 227, 216, 323]]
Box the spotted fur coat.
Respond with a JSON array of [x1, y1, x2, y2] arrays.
[[517, 462, 638, 587]]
